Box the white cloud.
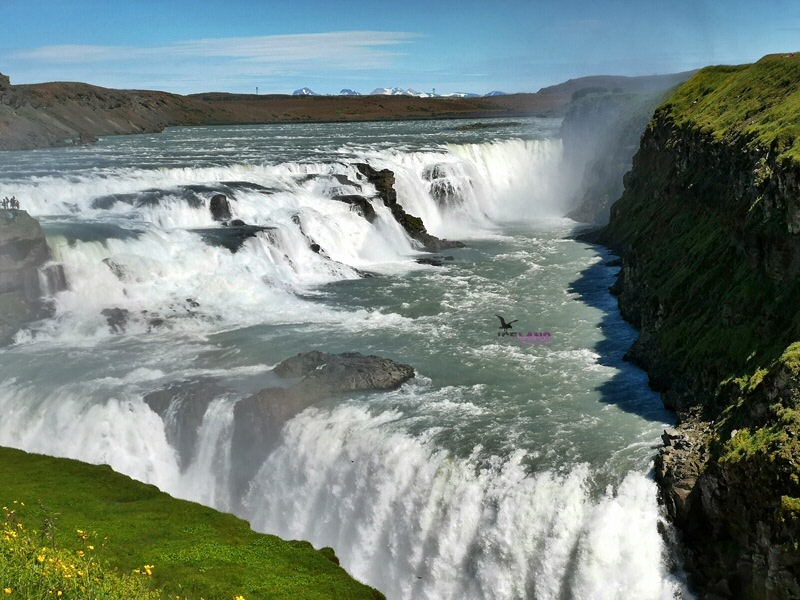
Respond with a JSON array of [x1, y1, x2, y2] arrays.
[[14, 31, 421, 70]]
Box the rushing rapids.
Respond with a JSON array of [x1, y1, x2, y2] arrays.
[[0, 118, 690, 599]]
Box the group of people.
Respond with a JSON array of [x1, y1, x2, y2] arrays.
[[2, 196, 19, 210]]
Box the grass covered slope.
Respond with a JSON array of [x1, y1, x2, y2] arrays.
[[594, 55, 800, 597], [665, 55, 800, 161], [0, 446, 384, 600]]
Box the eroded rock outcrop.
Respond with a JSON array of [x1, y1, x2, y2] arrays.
[[354, 163, 465, 252], [143, 378, 230, 470], [0, 210, 66, 343]]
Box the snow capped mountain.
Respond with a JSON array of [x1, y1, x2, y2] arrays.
[[289, 86, 504, 98], [371, 87, 413, 96], [369, 87, 500, 98], [369, 87, 434, 98]]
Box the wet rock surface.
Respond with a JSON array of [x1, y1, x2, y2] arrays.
[[143, 378, 230, 471], [209, 193, 232, 221], [192, 222, 275, 253], [331, 194, 377, 222], [231, 351, 415, 492], [354, 163, 465, 252], [0, 210, 66, 343]]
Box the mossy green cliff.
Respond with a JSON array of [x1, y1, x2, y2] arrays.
[[592, 55, 800, 598]]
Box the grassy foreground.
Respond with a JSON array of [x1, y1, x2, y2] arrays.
[[0, 446, 384, 600]]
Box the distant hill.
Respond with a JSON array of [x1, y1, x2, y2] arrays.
[[292, 87, 319, 96], [533, 71, 696, 108], [0, 70, 696, 151]]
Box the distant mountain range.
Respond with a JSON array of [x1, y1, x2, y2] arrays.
[[0, 70, 696, 151], [293, 87, 507, 98]]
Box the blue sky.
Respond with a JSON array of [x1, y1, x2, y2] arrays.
[[1, 0, 799, 95]]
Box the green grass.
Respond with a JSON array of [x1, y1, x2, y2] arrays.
[[0, 447, 384, 600], [663, 54, 800, 162]]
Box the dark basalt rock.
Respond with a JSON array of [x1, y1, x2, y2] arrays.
[[331, 194, 377, 223], [0, 211, 66, 343], [416, 257, 445, 267], [354, 162, 465, 252], [209, 193, 232, 221], [422, 164, 470, 208], [192, 222, 274, 253], [92, 187, 205, 210], [101, 307, 129, 334], [143, 379, 229, 471], [354, 163, 398, 206], [231, 351, 415, 492]]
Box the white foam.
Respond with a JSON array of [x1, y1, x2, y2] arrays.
[[244, 403, 688, 600]]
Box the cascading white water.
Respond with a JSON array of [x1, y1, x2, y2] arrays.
[[244, 404, 683, 600], [357, 138, 568, 239], [0, 120, 691, 599]]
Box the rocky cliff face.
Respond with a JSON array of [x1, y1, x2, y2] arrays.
[[593, 56, 800, 598], [0, 210, 65, 342]]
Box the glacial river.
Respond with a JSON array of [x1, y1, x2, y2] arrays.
[[0, 118, 689, 599]]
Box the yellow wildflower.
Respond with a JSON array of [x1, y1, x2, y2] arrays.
[[3, 588, 11, 595], [37, 554, 45, 563]]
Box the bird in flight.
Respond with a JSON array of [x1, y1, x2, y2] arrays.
[[496, 314, 518, 336]]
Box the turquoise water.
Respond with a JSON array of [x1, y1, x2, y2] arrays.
[[0, 119, 687, 599]]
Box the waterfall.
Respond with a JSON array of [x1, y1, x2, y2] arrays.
[[0, 122, 690, 599]]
